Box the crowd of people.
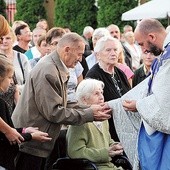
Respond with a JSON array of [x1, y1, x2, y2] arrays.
[[0, 14, 170, 170]]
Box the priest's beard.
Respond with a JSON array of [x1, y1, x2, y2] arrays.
[[148, 41, 162, 56]]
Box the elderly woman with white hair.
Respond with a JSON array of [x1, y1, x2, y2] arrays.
[[86, 36, 133, 163], [67, 78, 124, 170], [86, 27, 110, 69]]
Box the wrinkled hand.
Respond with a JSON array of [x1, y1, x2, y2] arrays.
[[123, 100, 137, 112], [25, 127, 39, 133], [90, 104, 112, 121], [108, 142, 123, 157], [102, 102, 110, 110], [31, 131, 52, 142], [5, 127, 24, 145]]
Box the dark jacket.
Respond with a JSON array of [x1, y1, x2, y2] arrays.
[[0, 98, 32, 170], [132, 65, 147, 87], [122, 43, 132, 70]]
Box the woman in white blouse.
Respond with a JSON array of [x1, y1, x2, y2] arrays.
[[0, 28, 31, 114], [0, 28, 31, 92]]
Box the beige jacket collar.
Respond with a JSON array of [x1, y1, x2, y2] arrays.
[[51, 50, 69, 83]]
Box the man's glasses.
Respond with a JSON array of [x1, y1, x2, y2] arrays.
[[50, 41, 58, 46]]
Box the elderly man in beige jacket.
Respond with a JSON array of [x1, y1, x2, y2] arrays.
[[12, 32, 111, 170]]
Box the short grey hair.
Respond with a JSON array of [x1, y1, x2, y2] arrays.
[[94, 35, 120, 53], [57, 32, 85, 48], [83, 26, 94, 35], [76, 79, 104, 105], [135, 19, 165, 35], [124, 31, 134, 40], [92, 27, 110, 39]]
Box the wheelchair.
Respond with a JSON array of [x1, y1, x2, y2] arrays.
[[52, 155, 132, 170], [51, 130, 132, 170], [52, 157, 98, 170]]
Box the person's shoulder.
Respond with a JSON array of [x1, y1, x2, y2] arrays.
[[68, 123, 88, 131], [86, 63, 100, 77], [75, 62, 83, 70], [134, 65, 144, 75], [0, 98, 7, 110], [86, 53, 94, 61], [115, 66, 126, 75], [118, 63, 134, 78], [24, 48, 33, 60], [35, 52, 59, 72], [25, 48, 31, 54], [13, 44, 19, 49], [88, 63, 99, 71], [15, 51, 30, 63]]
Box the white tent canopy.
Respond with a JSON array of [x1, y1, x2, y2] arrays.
[[122, 0, 170, 21]]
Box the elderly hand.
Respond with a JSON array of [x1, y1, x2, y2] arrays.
[[25, 127, 39, 133], [90, 104, 112, 121], [108, 142, 123, 157], [123, 100, 137, 112], [102, 102, 110, 110], [5, 127, 24, 145], [31, 131, 52, 142]]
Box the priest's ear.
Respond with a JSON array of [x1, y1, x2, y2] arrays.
[[148, 33, 156, 42]]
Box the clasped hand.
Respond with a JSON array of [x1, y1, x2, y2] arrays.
[[108, 142, 123, 157]]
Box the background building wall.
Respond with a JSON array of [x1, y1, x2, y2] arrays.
[[5, 0, 16, 24]]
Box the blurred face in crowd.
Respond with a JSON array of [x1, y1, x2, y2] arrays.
[[107, 25, 121, 40], [124, 26, 133, 33], [18, 26, 32, 42], [37, 20, 48, 31], [50, 37, 62, 52], [92, 35, 102, 48], [0, 31, 14, 51], [125, 31, 135, 45], [86, 32, 93, 39], [142, 52, 156, 68], [84, 86, 104, 105], [97, 40, 120, 66], [37, 40, 50, 57], [64, 42, 85, 68], [0, 70, 13, 92], [32, 29, 46, 46], [135, 31, 162, 56]]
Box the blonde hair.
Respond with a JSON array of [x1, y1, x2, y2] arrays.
[[11, 20, 28, 32], [118, 43, 125, 64], [8, 28, 17, 43], [37, 35, 46, 47]]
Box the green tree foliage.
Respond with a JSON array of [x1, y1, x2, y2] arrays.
[[97, 0, 138, 31], [15, 0, 47, 30], [0, 0, 7, 18], [55, 0, 97, 34]]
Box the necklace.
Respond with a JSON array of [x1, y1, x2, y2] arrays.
[[111, 74, 122, 96]]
